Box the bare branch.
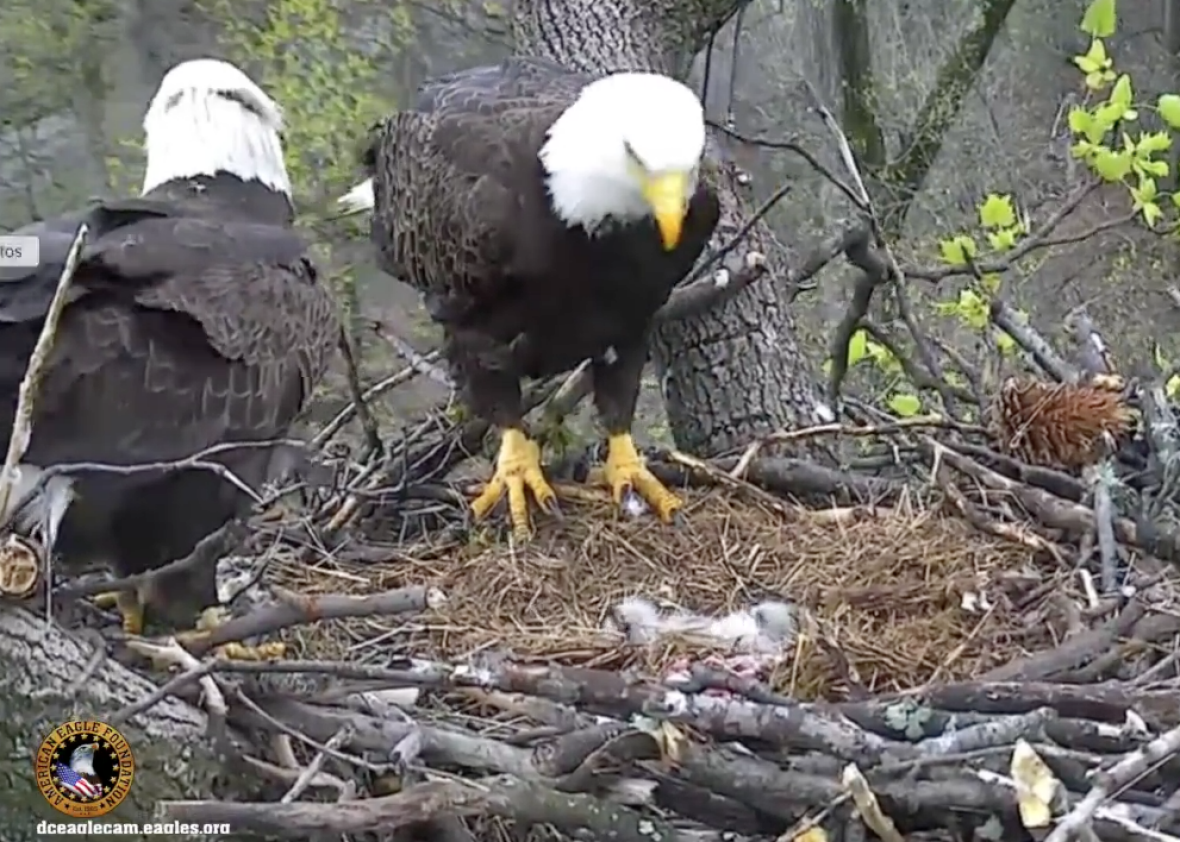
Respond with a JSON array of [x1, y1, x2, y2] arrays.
[[1046, 721, 1180, 842], [0, 222, 87, 517]]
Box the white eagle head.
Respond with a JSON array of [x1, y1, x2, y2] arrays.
[[141, 58, 292, 198], [69, 744, 97, 776], [539, 72, 707, 250]]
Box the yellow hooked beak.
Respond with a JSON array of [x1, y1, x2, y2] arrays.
[[641, 170, 690, 250]]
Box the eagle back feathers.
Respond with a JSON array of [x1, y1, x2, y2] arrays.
[[0, 195, 339, 467], [370, 58, 593, 306]]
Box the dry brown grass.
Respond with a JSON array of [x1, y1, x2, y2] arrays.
[[274, 488, 1067, 700]]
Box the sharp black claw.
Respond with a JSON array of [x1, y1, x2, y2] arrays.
[[547, 498, 563, 518]]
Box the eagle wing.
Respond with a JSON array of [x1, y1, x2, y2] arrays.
[[370, 58, 591, 321], [0, 203, 340, 470]]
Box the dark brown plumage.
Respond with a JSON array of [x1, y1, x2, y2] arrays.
[[349, 57, 720, 539], [0, 174, 339, 630]]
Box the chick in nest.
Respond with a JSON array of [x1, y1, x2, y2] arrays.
[[607, 595, 797, 654]]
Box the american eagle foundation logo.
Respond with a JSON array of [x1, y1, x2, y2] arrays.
[[35, 720, 135, 818]]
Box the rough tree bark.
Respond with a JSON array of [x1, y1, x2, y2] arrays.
[[0, 609, 221, 840], [512, 0, 824, 457]]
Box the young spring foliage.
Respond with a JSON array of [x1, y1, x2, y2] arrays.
[[1064, 0, 1180, 228], [924, 0, 1180, 406]]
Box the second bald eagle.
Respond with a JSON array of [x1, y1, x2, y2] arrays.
[[338, 57, 720, 539]]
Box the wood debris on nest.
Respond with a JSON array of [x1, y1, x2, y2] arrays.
[[276, 488, 1066, 700]]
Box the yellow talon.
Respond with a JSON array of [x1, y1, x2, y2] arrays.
[[602, 433, 682, 523], [470, 427, 558, 541], [94, 589, 146, 635], [177, 606, 286, 660]]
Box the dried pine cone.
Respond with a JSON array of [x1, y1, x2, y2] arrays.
[[992, 377, 1132, 470]]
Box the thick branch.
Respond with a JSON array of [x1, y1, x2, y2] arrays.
[[511, 0, 746, 76], [0, 608, 226, 839], [877, 0, 1019, 235]]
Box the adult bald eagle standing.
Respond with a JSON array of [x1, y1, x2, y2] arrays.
[[0, 59, 340, 636], [337, 57, 720, 539]]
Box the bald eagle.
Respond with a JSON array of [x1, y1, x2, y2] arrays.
[[0, 59, 340, 636], [337, 57, 720, 539]]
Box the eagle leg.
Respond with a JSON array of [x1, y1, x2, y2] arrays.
[[470, 427, 558, 541], [175, 605, 287, 660], [592, 345, 683, 524], [93, 588, 147, 635]]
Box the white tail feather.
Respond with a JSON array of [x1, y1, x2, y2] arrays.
[[336, 178, 375, 214]]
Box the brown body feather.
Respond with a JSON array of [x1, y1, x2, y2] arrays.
[[0, 175, 339, 622], [366, 57, 720, 433]]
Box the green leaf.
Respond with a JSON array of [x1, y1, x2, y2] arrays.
[[865, 339, 898, 372], [1084, 70, 1116, 91], [995, 331, 1016, 355], [1093, 148, 1132, 181], [1075, 38, 1111, 74], [1081, 0, 1117, 37], [821, 357, 833, 376], [1137, 159, 1170, 178], [980, 273, 1003, 294], [1168, 374, 1180, 399], [1110, 74, 1133, 113], [1154, 343, 1169, 370], [1094, 102, 1125, 129], [987, 229, 1018, 252], [888, 393, 922, 417], [939, 235, 977, 266], [958, 289, 990, 329], [1131, 175, 1158, 203], [1142, 201, 1162, 227], [1068, 107, 1093, 136], [847, 328, 868, 366], [978, 193, 1016, 229], [1136, 131, 1171, 155], [1159, 95, 1180, 130]]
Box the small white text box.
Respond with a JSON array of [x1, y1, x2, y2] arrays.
[[0, 236, 39, 268]]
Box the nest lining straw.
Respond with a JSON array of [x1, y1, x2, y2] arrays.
[[275, 488, 1065, 699]]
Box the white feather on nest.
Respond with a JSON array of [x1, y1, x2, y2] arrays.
[[605, 595, 797, 654]]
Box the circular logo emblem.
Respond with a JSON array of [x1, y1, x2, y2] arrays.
[[34, 720, 135, 818]]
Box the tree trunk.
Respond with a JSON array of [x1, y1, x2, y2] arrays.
[[0, 607, 222, 840], [512, 0, 824, 457]]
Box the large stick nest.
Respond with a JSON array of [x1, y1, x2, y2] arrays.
[[15, 201, 1180, 842]]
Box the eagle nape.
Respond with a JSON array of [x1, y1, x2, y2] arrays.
[[470, 427, 560, 541]]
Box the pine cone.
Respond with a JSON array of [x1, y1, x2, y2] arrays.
[[992, 377, 1132, 470]]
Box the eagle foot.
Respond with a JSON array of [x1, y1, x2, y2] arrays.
[[470, 427, 559, 541], [93, 589, 146, 636], [176, 606, 287, 660], [603, 433, 683, 524]]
